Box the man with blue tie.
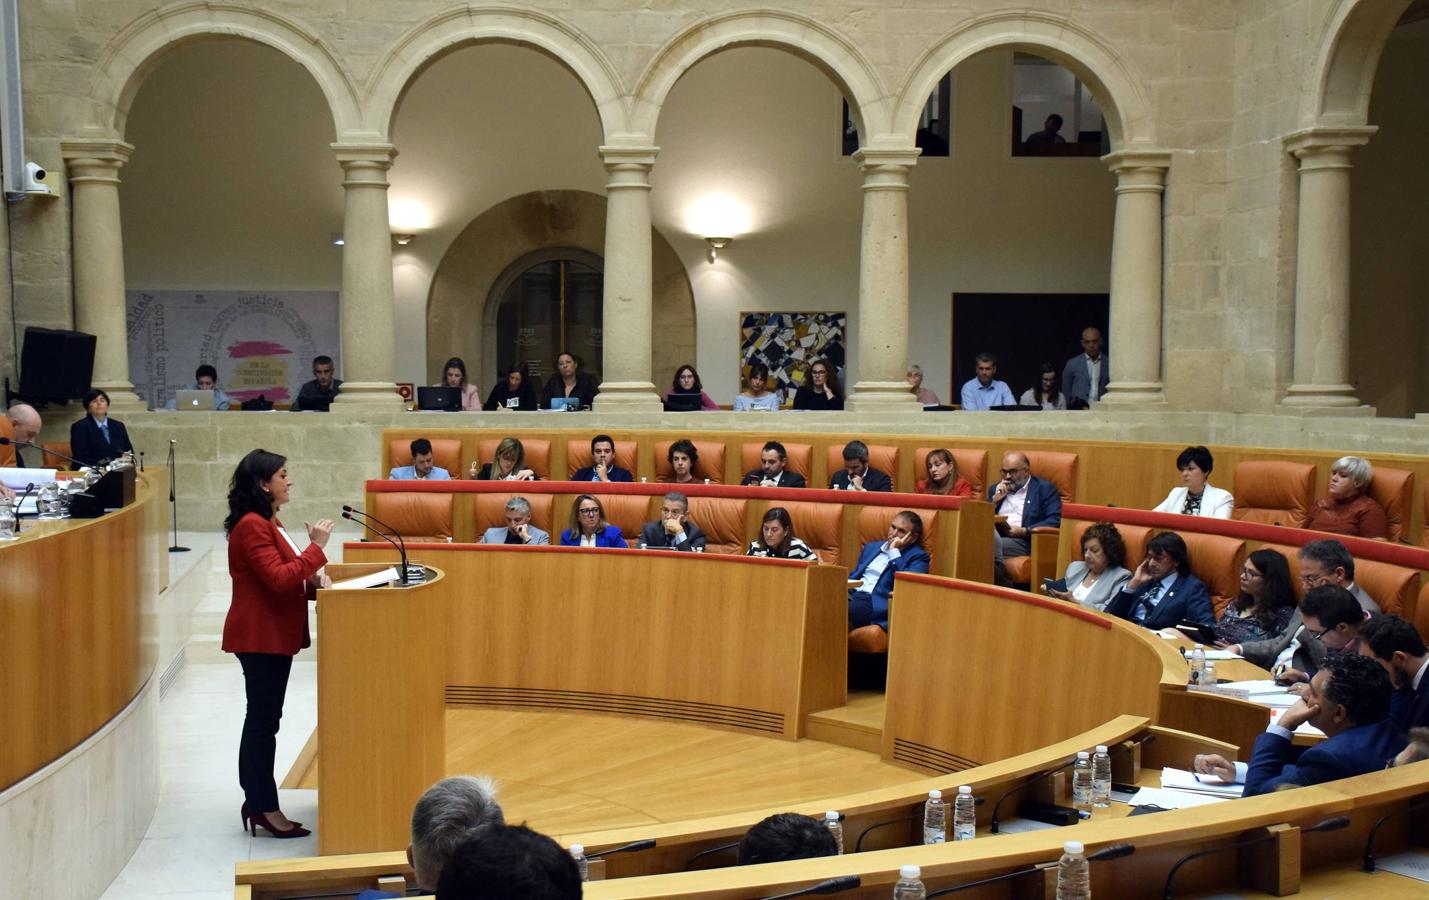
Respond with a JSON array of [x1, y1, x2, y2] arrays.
[[69, 389, 134, 468], [988, 451, 1061, 586], [1359, 615, 1429, 732], [1105, 531, 1215, 629]]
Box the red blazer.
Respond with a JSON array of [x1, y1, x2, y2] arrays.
[[916, 477, 974, 498], [222, 512, 327, 656]]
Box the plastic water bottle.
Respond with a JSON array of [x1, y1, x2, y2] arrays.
[[1055, 840, 1090, 900], [569, 843, 588, 882], [893, 864, 927, 899], [1189, 644, 1206, 685], [1204, 661, 1217, 686], [825, 810, 844, 854], [953, 785, 976, 841], [1091, 745, 1112, 808], [0, 497, 16, 541], [922, 789, 946, 844], [1071, 752, 1093, 813]]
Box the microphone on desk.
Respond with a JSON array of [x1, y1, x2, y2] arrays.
[[989, 734, 1154, 834], [0, 436, 87, 471], [14, 482, 36, 523], [681, 839, 740, 871], [1362, 799, 1429, 872], [926, 844, 1135, 897], [587, 838, 656, 860], [341, 505, 411, 584], [759, 874, 860, 899], [1162, 815, 1348, 899]]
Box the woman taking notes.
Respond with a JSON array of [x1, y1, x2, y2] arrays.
[[222, 449, 332, 838]]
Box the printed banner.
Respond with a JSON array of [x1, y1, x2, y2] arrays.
[[126, 290, 340, 407]]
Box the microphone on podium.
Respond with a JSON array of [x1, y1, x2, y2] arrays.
[[341, 504, 412, 584], [926, 844, 1134, 897], [758, 875, 860, 899], [15, 482, 37, 522], [1162, 816, 1348, 899], [587, 838, 656, 860], [0, 436, 87, 470]]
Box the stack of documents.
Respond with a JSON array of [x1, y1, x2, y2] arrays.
[[1129, 768, 1243, 810]]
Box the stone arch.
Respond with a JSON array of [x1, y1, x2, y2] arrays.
[[426, 190, 694, 391], [630, 9, 890, 143], [86, 1, 360, 139], [365, 6, 629, 141], [894, 10, 1156, 150], [1306, 0, 1416, 127]]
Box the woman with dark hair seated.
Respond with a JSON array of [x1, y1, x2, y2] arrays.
[[540, 351, 599, 410], [665, 438, 700, 484], [222, 449, 333, 839], [733, 361, 782, 411], [1152, 445, 1234, 518], [916, 448, 973, 497], [482, 364, 538, 411], [558, 495, 627, 548], [1043, 522, 1131, 612], [1018, 362, 1066, 410], [792, 358, 843, 411], [1303, 455, 1389, 539], [437, 357, 481, 411], [663, 364, 718, 410], [746, 507, 816, 560], [1215, 548, 1297, 649], [70, 388, 135, 468]]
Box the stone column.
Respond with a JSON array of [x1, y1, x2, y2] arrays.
[[1099, 151, 1172, 406], [595, 146, 661, 411], [331, 143, 403, 408], [1282, 127, 1377, 411], [60, 138, 144, 410], [846, 148, 921, 412]]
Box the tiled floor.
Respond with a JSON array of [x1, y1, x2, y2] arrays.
[[100, 532, 334, 899]]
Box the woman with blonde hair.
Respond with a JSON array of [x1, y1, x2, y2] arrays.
[[559, 495, 627, 548], [471, 437, 537, 481]]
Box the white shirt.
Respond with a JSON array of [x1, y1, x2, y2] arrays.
[[579, 533, 596, 547], [277, 526, 324, 580], [1133, 572, 1177, 623], [1086, 355, 1103, 403], [857, 543, 902, 594], [1071, 579, 1094, 602], [1412, 657, 1428, 692], [1002, 480, 1030, 529]]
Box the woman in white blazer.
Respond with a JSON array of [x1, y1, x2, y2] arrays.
[[1153, 445, 1234, 519], [1044, 523, 1132, 612]]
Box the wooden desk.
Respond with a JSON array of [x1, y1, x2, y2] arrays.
[[0, 470, 166, 790]]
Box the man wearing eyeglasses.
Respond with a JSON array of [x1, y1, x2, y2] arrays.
[[1275, 584, 1373, 687], [1232, 539, 1381, 673], [988, 451, 1061, 586]]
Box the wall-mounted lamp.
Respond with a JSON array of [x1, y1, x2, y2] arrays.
[[705, 237, 731, 264], [392, 233, 415, 246], [330, 233, 345, 247]]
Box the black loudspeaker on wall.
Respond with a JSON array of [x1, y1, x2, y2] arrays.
[[19, 327, 96, 403]]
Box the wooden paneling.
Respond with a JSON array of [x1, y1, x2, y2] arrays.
[[0, 471, 165, 790]]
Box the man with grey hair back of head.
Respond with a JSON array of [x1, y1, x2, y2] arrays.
[[479, 496, 550, 545], [358, 775, 505, 897]]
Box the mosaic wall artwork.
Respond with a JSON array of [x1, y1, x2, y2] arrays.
[[739, 312, 846, 402]]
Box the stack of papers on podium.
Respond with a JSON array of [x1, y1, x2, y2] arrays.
[[1225, 680, 1303, 709], [331, 567, 401, 590], [1160, 767, 1245, 798]]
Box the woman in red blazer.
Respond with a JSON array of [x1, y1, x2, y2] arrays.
[[222, 449, 332, 838]]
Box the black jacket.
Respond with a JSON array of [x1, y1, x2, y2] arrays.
[[69, 416, 134, 468]]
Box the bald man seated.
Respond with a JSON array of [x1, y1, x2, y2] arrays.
[[1, 403, 44, 500]]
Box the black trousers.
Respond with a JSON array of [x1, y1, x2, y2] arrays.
[[237, 652, 293, 812], [848, 589, 877, 629]]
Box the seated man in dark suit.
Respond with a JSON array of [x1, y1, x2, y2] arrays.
[[829, 440, 892, 492], [1105, 531, 1214, 629], [638, 492, 707, 551], [848, 511, 930, 637], [988, 451, 1061, 585], [571, 433, 634, 483], [1359, 614, 1429, 731], [741, 440, 807, 488], [1276, 584, 1373, 686], [1193, 653, 1406, 796]]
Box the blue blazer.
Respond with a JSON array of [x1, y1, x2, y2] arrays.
[[570, 465, 634, 483], [1244, 719, 1407, 796], [848, 540, 931, 629], [560, 525, 628, 548], [1105, 572, 1215, 629], [987, 476, 1062, 529], [1389, 679, 1429, 732]]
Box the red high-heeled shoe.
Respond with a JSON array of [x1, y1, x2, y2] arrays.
[[241, 804, 310, 838]]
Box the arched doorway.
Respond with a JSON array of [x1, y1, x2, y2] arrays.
[[490, 249, 605, 386]]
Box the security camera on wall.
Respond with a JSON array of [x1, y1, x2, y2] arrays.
[[22, 160, 50, 195]]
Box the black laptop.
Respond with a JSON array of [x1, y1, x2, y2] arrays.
[[663, 394, 703, 412], [417, 386, 463, 411]]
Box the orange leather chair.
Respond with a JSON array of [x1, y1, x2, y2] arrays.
[[740, 441, 814, 484], [687, 496, 748, 554], [370, 492, 454, 542], [0, 414, 13, 466], [1232, 461, 1316, 527], [857, 506, 938, 566], [913, 447, 989, 497], [1175, 531, 1246, 618], [39, 441, 74, 469], [1069, 521, 1157, 575], [778, 500, 843, 564], [1423, 489, 1429, 549], [1353, 558, 1416, 616], [387, 438, 463, 479], [825, 444, 900, 490], [566, 439, 639, 481], [475, 438, 552, 481], [473, 492, 555, 539], [654, 439, 726, 484], [1367, 466, 1414, 543], [1412, 580, 1429, 643], [587, 494, 651, 544]]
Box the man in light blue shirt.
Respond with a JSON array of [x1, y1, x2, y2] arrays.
[[959, 353, 1015, 410], [389, 437, 452, 480]]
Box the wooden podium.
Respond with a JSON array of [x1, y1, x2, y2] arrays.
[[317, 564, 450, 855]]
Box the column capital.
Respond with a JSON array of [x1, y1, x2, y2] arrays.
[[598, 145, 659, 169], [1102, 149, 1171, 173], [60, 138, 134, 184], [331, 142, 397, 165], [1284, 126, 1377, 158]]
